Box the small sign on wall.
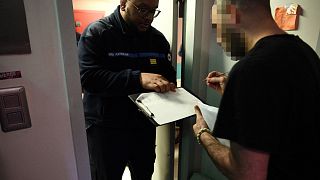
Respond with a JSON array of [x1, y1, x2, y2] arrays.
[[274, 3, 301, 31], [0, 0, 31, 54], [0, 71, 22, 80]]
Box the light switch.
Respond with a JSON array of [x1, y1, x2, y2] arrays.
[[0, 86, 31, 132]]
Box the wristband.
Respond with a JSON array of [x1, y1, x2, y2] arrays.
[[196, 128, 211, 144]]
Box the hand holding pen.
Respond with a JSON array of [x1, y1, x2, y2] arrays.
[[204, 71, 228, 95]]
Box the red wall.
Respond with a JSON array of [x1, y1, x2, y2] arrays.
[[74, 10, 105, 33]]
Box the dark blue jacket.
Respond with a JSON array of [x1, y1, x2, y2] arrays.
[[78, 6, 176, 128]]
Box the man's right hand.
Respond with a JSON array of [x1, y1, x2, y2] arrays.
[[205, 71, 228, 95], [140, 73, 176, 93]]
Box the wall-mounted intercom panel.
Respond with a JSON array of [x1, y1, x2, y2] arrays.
[[0, 86, 31, 132]]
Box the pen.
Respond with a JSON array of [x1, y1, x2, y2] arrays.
[[203, 72, 228, 81], [136, 100, 154, 117]]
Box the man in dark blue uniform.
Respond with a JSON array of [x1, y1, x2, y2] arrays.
[[78, 0, 176, 179]]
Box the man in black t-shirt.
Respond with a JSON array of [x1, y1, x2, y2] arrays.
[[193, 0, 320, 179]]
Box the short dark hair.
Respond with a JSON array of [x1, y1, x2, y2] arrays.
[[216, 0, 270, 15], [233, 0, 270, 12]]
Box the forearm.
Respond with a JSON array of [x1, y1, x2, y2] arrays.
[[199, 132, 237, 179], [81, 69, 142, 96]]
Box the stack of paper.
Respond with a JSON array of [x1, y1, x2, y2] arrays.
[[129, 88, 219, 129]]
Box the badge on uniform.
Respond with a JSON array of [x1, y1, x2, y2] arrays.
[[167, 53, 172, 62], [150, 58, 157, 65]]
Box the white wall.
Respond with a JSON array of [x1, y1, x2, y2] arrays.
[[0, 0, 90, 180], [271, 0, 320, 49], [271, 0, 320, 51]]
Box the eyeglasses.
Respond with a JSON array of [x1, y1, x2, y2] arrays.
[[128, 0, 161, 18]]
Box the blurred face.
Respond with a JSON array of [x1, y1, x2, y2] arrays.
[[124, 0, 160, 32], [212, 0, 246, 60]]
